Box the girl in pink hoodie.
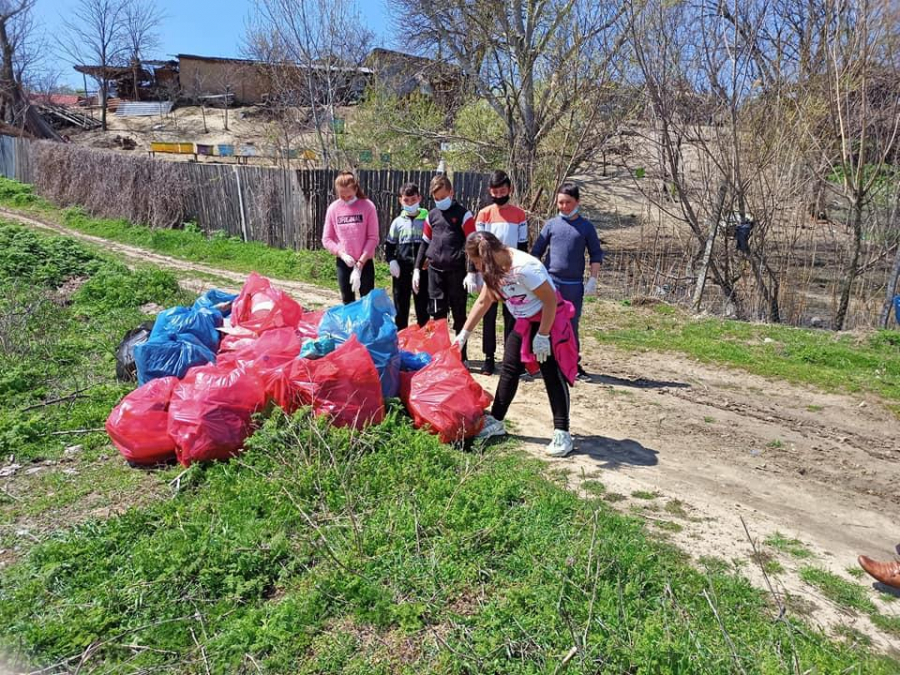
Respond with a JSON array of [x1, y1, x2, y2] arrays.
[[321, 172, 380, 304]]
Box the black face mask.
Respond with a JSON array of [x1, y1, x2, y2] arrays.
[[491, 195, 510, 206]]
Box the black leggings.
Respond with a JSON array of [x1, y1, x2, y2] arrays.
[[336, 258, 375, 305], [491, 323, 570, 431]]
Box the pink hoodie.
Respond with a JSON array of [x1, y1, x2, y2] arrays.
[[321, 198, 379, 263]]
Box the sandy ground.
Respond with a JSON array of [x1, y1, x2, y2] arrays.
[[4, 206, 900, 654]]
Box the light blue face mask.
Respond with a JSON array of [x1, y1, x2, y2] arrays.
[[402, 202, 420, 215], [560, 207, 579, 220], [342, 196, 358, 206], [435, 196, 453, 210]]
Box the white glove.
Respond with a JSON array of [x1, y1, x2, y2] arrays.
[[389, 260, 401, 278], [453, 329, 471, 350], [533, 333, 552, 363], [584, 276, 598, 295], [463, 272, 480, 294], [350, 266, 362, 294], [412, 268, 421, 294], [340, 252, 356, 268]]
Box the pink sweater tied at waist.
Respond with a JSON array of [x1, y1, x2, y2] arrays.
[[513, 292, 579, 385]]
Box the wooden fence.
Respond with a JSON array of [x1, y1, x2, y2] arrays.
[[0, 135, 491, 253]]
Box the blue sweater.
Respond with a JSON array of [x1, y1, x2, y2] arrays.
[[531, 215, 604, 283]]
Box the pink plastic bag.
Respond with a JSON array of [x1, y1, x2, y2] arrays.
[[407, 349, 493, 443], [281, 336, 385, 429], [167, 365, 267, 466], [106, 377, 178, 465], [230, 272, 303, 334], [296, 309, 323, 341], [398, 319, 452, 355]]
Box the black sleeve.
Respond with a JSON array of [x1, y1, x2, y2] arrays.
[[414, 240, 428, 270], [517, 240, 529, 252], [385, 240, 397, 263]]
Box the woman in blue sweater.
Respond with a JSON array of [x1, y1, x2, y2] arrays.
[[531, 183, 604, 381]]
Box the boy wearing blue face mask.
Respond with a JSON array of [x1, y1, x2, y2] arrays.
[[386, 182, 430, 330], [413, 174, 476, 359], [531, 183, 604, 381]]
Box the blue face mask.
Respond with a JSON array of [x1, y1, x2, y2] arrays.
[[342, 196, 358, 206], [402, 202, 420, 215], [560, 207, 579, 220], [435, 196, 453, 210]]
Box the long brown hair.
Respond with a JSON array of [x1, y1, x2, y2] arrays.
[[465, 231, 512, 296], [334, 171, 367, 200]]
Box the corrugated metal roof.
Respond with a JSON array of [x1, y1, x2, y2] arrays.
[[115, 101, 174, 117]]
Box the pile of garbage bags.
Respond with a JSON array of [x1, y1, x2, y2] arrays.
[[106, 274, 492, 467]]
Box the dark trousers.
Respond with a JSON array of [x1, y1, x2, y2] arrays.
[[554, 279, 584, 355], [393, 262, 429, 330], [428, 265, 468, 359], [482, 301, 514, 357], [491, 322, 570, 431], [336, 258, 375, 305]]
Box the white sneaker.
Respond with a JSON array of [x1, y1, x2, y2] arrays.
[[475, 414, 507, 440], [545, 430, 574, 457]]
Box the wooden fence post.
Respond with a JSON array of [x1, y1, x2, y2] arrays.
[[233, 164, 248, 242]]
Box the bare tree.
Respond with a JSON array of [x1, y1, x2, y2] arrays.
[[122, 0, 164, 100], [60, 0, 128, 131], [390, 0, 626, 209], [0, 0, 59, 138], [247, 0, 374, 167]]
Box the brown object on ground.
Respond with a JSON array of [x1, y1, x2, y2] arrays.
[[858, 555, 900, 588]]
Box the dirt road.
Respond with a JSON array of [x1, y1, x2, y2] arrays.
[[5, 207, 899, 651]]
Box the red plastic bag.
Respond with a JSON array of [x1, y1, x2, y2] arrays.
[[219, 326, 258, 353], [106, 377, 178, 465], [282, 336, 385, 429], [407, 349, 493, 443], [398, 319, 452, 355], [230, 272, 303, 334], [296, 309, 323, 341], [216, 327, 301, 372], [167, 365, 267, 466]]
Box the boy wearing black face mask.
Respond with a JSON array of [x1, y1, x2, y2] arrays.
[[386, 183, 430, 330], [469, 170, 529, 375]]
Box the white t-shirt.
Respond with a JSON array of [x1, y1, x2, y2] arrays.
[[499, 249, 555, 319]]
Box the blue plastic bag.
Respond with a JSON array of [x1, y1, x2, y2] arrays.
[[134, 333, 216, 385], [150, 306, 221, 352], [894, 294, 900, 326], [400, 350, 432, 371], [300, 337, 337, 360], [193, 289, 238, 317], [318, 289, 400, 398]]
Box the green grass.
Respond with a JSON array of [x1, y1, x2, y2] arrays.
[[767, 439, 785, 449], [800, 567, 900, 638], [1, 410, 897, 674], [799, 567, 877, 614], [764, 532, 815, 559], [592, 302, 900, 406], [0, 177, 391, 291], [631, 490, 660, 500]]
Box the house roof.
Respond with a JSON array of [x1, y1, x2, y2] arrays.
[[177, 53, 373, 74], [29, 93, 81, 107]]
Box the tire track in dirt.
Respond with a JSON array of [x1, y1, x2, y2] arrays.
[[5, 207, 900, 652]]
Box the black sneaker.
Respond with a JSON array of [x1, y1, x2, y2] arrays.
[[576, 365, 591, 382], [481, 355, 495, 376]]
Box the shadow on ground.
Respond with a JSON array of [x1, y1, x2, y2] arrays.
[[587, 373, 690, 390], [516, 434, 660, 470]]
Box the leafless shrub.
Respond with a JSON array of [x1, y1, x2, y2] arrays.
[[32, 140, 193, 228]]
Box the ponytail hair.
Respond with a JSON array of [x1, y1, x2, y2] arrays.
[[465, 231, 511, 295], [334, 171, 367, 200]]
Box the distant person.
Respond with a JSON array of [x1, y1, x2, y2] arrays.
[[386, 182, 429, 330], [413, 174, 476, 360], [454, 231, 578, 457], [470, 169, 529, 375], [321, 171, 379, 304], [531, 183, 603, 381]]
